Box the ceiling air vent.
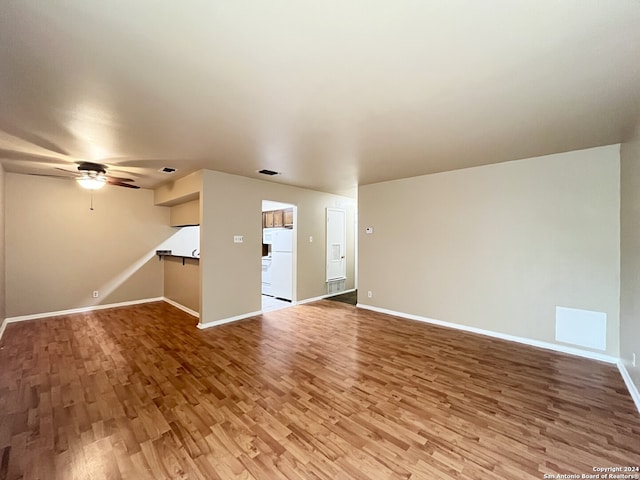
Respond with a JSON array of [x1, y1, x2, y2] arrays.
[[258, 169, 279, 176], [160, 167, 176, 174]]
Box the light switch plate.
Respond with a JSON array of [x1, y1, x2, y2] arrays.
[[234, 235, 244, 243]]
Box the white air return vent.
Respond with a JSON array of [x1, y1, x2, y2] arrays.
[[555, 306, 606, 351], [327, 279, 345, 294]]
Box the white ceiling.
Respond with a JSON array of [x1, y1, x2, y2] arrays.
[[1, 1, 639, 196]]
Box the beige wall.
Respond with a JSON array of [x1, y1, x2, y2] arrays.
[[0, 164, 5, 326], [170, 199, 200, 226], [621, 126, 640, 390], [199, 170, 356, 325], [164, 257, 200, 313], [359, 145, 621, 356], [154, 171, 202, 206], [6, 174, 173, 317]]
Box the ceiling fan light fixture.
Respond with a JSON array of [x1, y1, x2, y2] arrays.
[[77, 172, 107, 190]]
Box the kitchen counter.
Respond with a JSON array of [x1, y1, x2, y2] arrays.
[[157, 252, 200, 265]]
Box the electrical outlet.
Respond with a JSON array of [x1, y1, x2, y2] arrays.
[[367, 291, 372, 298], [92, 291, 99, 298], [233, 235, 244, 243], [309, 236, 313, 243]]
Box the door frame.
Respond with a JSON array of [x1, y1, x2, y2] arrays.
[[326, 207, 347, 281], [262, 200, 297, 304]]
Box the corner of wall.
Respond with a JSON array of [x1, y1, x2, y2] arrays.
[[154, 170, 203, 206], [0, 163, 6, 332], [620, 121, 640, 399], [0, 162, 5, 336]]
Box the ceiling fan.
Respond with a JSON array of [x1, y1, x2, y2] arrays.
[[0, 123, 157, 190], [53, 161, 140, 190]]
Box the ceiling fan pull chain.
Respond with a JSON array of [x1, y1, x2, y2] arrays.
[[90, 193, 94, 211]]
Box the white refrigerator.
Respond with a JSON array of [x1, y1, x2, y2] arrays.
[[271, 229, 293, 301]]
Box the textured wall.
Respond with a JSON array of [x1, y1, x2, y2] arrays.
[[359, 146, 620, 355], [6, 174, 173, 317]]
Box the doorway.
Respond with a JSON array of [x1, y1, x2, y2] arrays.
[[261, 200, 297, 312]]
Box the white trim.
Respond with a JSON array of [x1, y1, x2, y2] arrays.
[[197, 310, 262, 329], [617, 362, 640, 415], [0, 320, 7, 342], [162, 297, 199, 318], [356, 304, 618, 364], [296, 288, 356, 306], [4, 297, 164, 323]]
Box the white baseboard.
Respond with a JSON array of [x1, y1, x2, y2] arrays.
[[297, 288, 356, 306], [617, 362, 640, 414], [197, 310, 262, 330], [356, 303, 619, 364], [163, 297, 199, 318], [4, 297, 165, 324]]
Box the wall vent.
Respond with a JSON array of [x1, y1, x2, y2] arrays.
[[160, 167, 176, 174], [555, 306, 606, 350], [258, 169, 279, 176], [327, 279, 346, 295]]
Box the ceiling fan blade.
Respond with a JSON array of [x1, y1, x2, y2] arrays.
[[101, 158, 172, 168], [105, 174, 135, 182], [54, 167, 81, 176], [107, 179, 140, 189], [25, 173, 74, 180]]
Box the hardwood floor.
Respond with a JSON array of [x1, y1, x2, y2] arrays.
[[0, 300, 638, 480]]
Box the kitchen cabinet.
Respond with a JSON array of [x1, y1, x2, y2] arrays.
[[264, 211, 274, 228], [283, 208, 293, 226], [263, 208, 294, 228], [273, 210, 284, 227]]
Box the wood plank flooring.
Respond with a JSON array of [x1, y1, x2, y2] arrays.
[[0, 300, 638, 479]]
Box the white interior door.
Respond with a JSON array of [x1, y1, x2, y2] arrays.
[[326, 208, 346, 281]]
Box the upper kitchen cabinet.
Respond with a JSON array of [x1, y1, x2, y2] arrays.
[[264, 211, 274, 228], [283, 208, 293, 227], [170, 199, 200, 226], [273, 210, 284, 227], [263, 208, 294, 228]]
